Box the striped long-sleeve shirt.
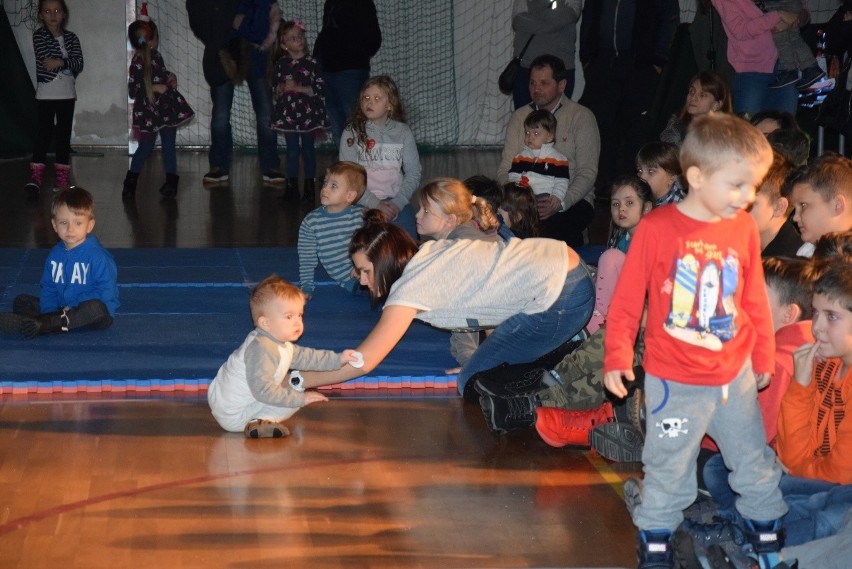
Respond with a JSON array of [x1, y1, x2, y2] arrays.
[[297, 206, 364, 294], [33, 26, 83, 84]]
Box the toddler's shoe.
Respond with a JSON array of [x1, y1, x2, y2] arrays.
[[636, 529, 674, 569], [795, 63, 825, 90], [244, 419, 290, 439], [769, 69, 799, 89]]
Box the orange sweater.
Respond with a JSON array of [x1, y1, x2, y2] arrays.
[[777, 358, 852, 484]]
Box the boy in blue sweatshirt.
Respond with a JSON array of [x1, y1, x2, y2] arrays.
[[0, 187, 119, 338]]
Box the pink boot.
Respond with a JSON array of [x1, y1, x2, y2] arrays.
[[24, 162, 46, 196], [54, 163, 71, 192]]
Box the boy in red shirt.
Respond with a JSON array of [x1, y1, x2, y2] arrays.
[[603, 114, 787, 569]]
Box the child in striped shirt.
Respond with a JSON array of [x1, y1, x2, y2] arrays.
[[297, 161, 367, 299]]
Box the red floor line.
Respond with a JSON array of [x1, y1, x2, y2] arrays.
[[0, 455, 387, 537]]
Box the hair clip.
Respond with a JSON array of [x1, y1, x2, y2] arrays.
[[294, 19, 306, 31]]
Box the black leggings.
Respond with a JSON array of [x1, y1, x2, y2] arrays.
[[13, 295, 113, 331], [33, 98, 76, 165]]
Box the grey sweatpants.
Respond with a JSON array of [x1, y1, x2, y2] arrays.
[[633, 361, 788, 532]]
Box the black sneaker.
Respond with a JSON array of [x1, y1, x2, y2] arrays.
[[262, 170, 286, 185], [673, 531, 738, 569], [769, 69, 799, 89], [795, 63, 825, 90], [473, 366, 547, 398], [679, 517, 747, 555], [203, 168, 229, 184], [589, 421, 644, 462], [478, 393, 536, 434]]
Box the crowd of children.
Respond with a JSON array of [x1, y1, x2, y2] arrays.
[[11, 2, 852, 568]]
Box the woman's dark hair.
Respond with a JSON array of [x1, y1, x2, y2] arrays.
[[349, 209, 419, 305], [750, 110, 799, 132], [500, 183, 540, 238]]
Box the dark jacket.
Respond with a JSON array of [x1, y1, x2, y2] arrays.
[[313, 0, 381, 73], [580, 0, 678, 69], [186, 0, 241, 87], [33, 26, 83, 84]]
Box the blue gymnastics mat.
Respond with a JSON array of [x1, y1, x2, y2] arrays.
[[0, 248, 457, 395]]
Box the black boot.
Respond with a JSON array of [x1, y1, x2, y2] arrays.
[[20, 308, 70, 339], [302, 178, 316, 204], [159, 173, 179, 198], [122, 170, 139, 200]]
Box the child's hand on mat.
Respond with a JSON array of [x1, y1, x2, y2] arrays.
[[341, 350, 364, 368], [604, 369, 634, 399], [303, 391, 328, 405], [444, 367, 461, 375], [792, 342, 819, 387]]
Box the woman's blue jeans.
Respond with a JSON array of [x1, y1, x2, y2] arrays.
[[210, 76, 279, 173], [704, 452, 852, 546], [732, 71, 798, 117], [456, 262, 594, 394], [324, 69, 370, 148]]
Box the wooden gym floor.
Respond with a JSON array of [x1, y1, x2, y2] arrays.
[[0, 148, 633, 569]]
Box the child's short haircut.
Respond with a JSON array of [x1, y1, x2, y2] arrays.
[[250, 275, 304, 324], [813, 264, 852, 313], [681, 114, 772, 176], [811, 231, 852, 279], [763, 257, 816, 320], [523, 109, 556, 135], [501, 182, 540, 238], [766, 128, 810, 167], [636, 141, 682, 176], [51, 186, 94, 218], [464, 175, 503, 215], [790, 152, 852, 202], [326, 161, 367, 202], [757, 150, 795, 211]]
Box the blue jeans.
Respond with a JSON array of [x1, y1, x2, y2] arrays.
[[130, 127, 177, 175], [732, 71, 798, 117], [323, 69, 369, 147], [209, 76, 279, 173], [456, 262, 594, 394], [704, 454, 850, 546], [284, 132, 316, 179]]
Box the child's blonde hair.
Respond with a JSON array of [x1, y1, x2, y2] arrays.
[[681, 114, 772, 177], [419, 178, 499, 233], [326, 161, 367, 203], [345, 75, 406, 157], [250, 275, 304, 324], [128, 19, 159, 102]]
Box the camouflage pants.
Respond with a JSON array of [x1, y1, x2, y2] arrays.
[[538, 326, 645, 410]]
